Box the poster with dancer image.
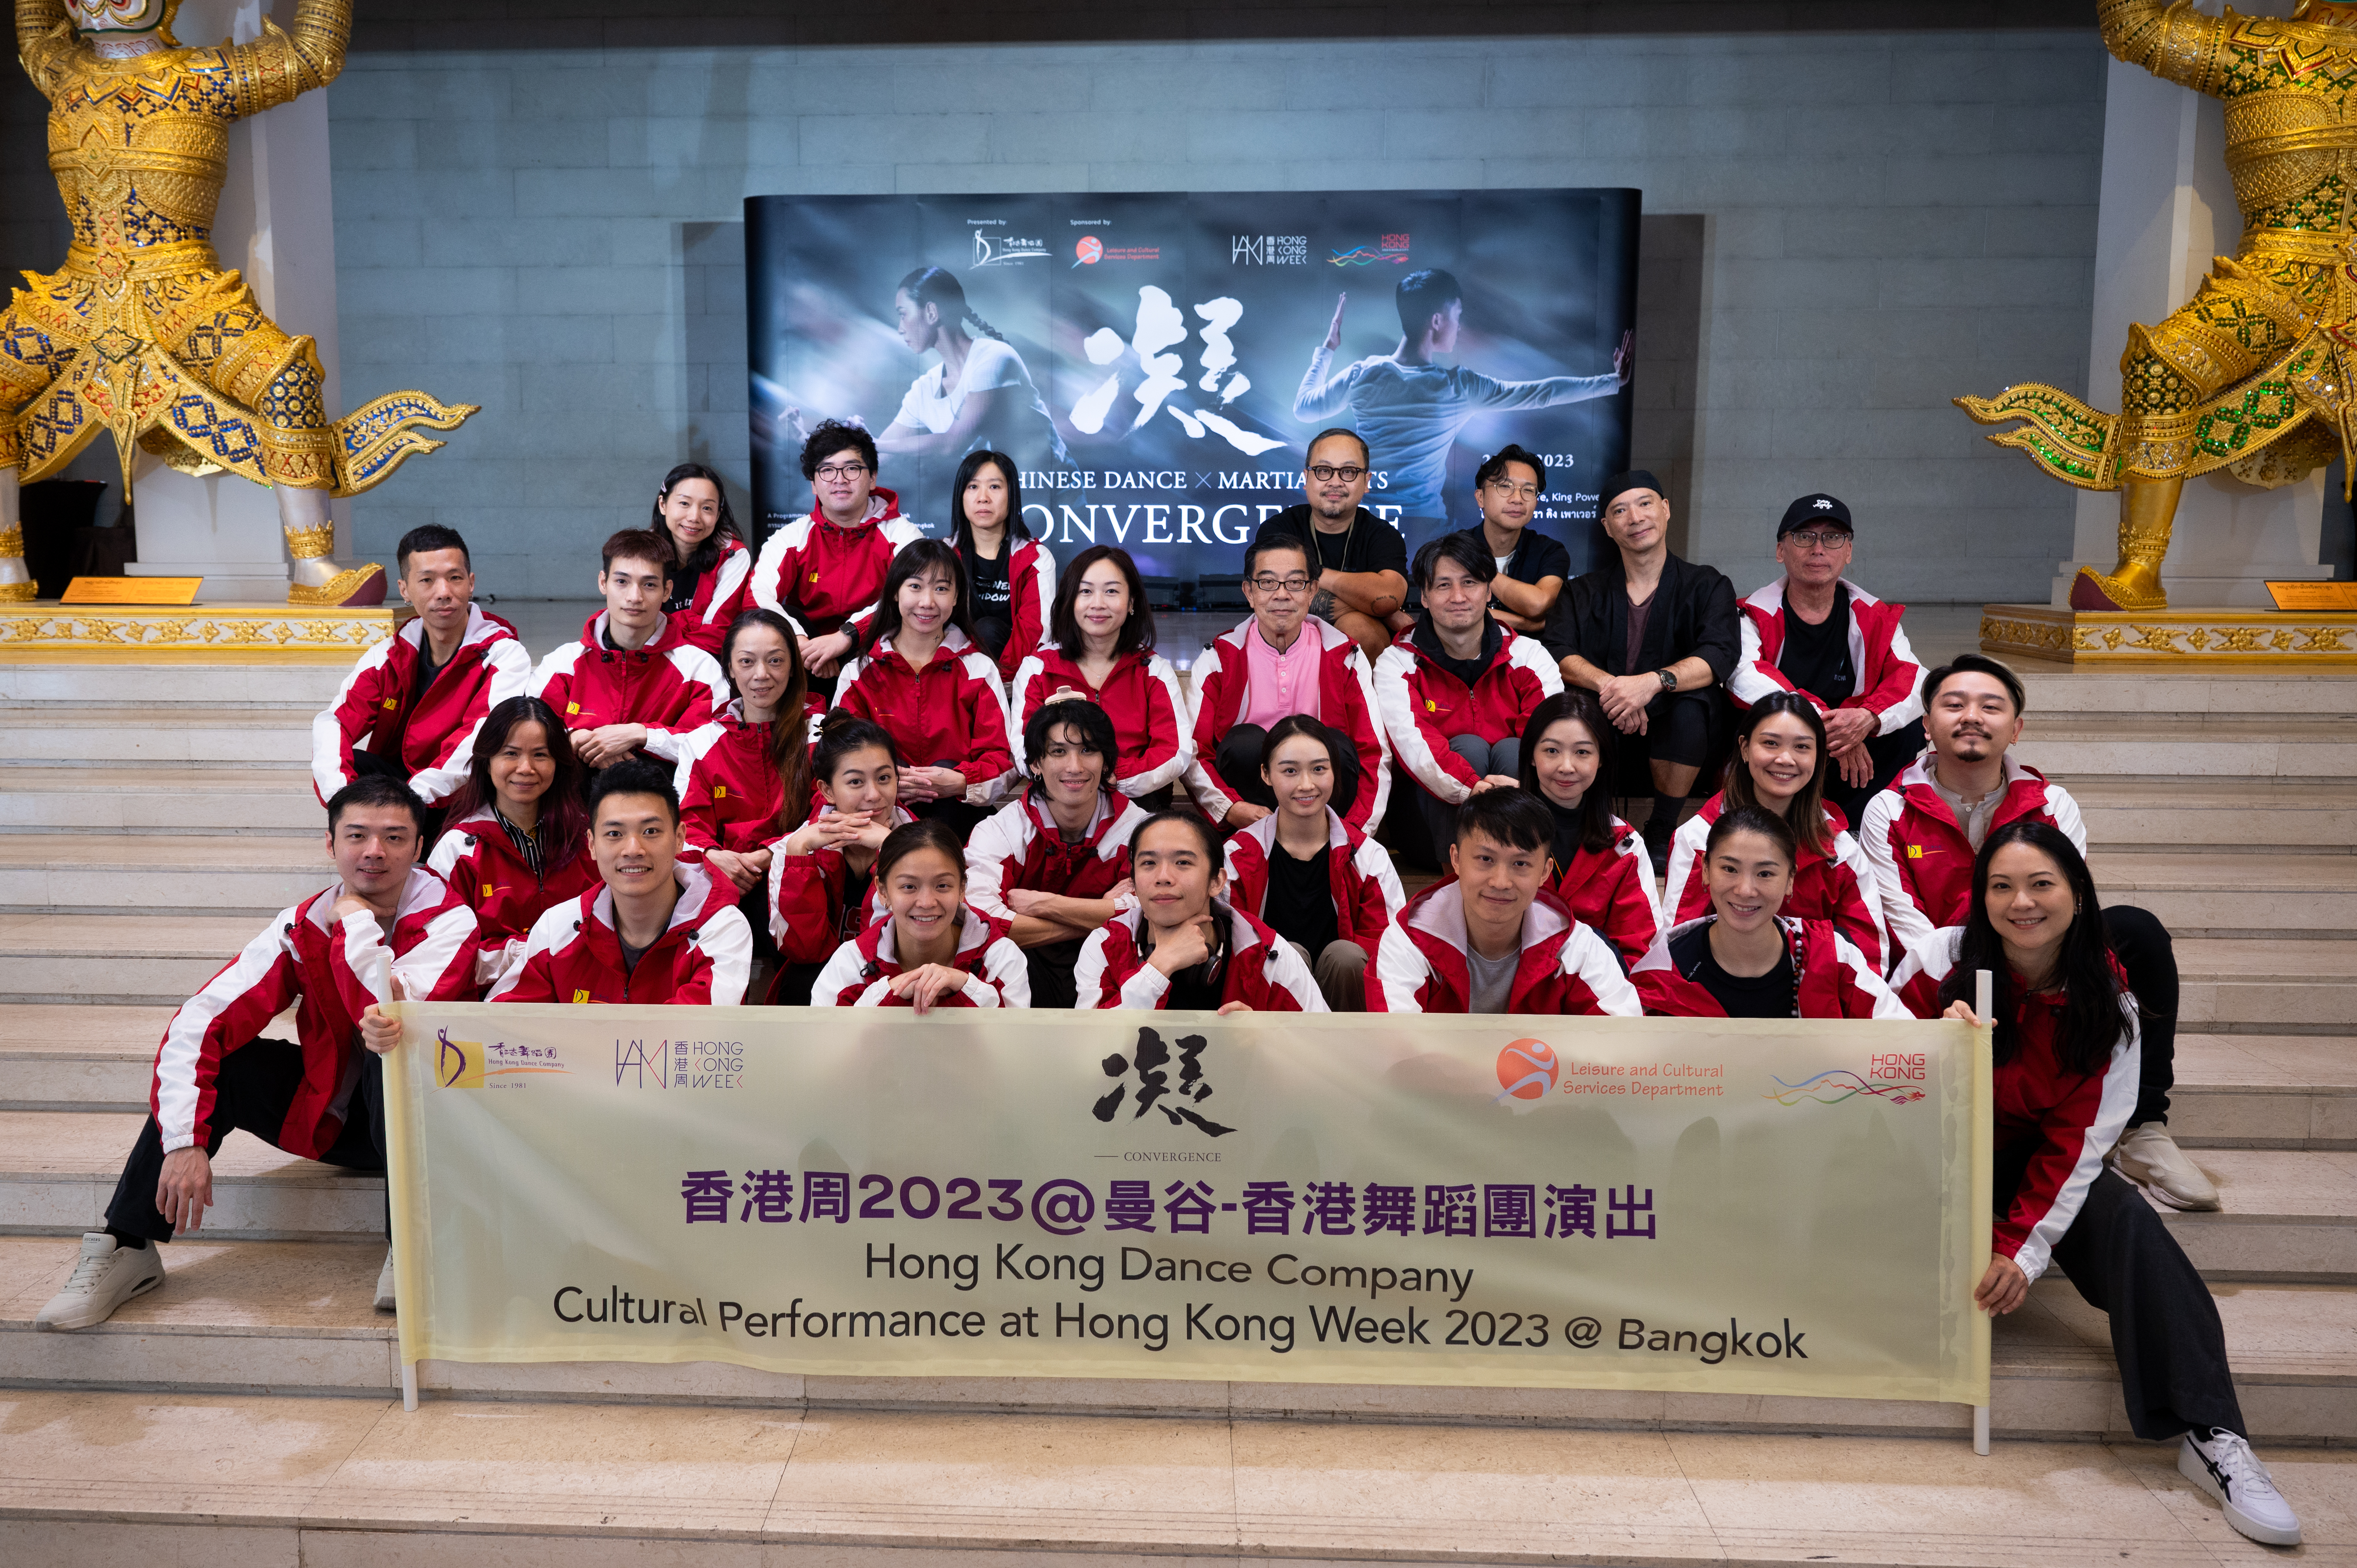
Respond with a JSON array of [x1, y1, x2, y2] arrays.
[[746, 189, 1639, 586]]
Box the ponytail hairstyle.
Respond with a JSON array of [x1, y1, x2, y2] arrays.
[[949, 449, 1031, 549], [1722, 691, 1834, 857], [1938, 820, 2130, 1076], [1517, 689, 1618, 856], [898, 265, 1006, 342], [718, 609, 811, 823], [875, 817, 969, 889], [649, 462, 743, 581], [859, 539, 976, 657], [444, 695, 588, 873], [797, 712, 905, 836]]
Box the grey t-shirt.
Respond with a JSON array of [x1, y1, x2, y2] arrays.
[[1466, 946, 1518, 1014], [1929, 769, 1999, 851]]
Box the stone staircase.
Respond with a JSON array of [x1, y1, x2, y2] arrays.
[[1, 660, 2352, 1564]]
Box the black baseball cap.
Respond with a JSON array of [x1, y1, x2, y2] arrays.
[[1778, 493, 1853, 537]]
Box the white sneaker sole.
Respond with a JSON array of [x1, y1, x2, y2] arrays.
[[2180, 1442, 2302, 1547], [36, 1265, 164, 1332], [2114, 1161, 2219, 1213]]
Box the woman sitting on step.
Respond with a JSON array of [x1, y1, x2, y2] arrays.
[[1890, 820, 2301, 1550], [1518, 689, 1660, 968], [429, 695, 598, 990], [811, 819, 1029, 1009]]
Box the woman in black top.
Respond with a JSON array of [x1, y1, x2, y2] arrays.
[[947, 449, 1054, 677]]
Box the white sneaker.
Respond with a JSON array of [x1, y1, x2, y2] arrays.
[[2181, 1428, 2302, 1547], [34, 1232, 164, 1331], [374, 1246, 396, 1313], [2112, 1122, 2221, 1211]]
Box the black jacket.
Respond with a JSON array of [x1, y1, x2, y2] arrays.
[[1543, 551, 1740, 684]]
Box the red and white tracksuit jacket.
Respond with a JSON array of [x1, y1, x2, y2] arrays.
[[1859, 754, 2087, 970], [1662, 793, 1890, 973], [1368, 881, 1639, 1015], [528, 611, 728, 764], [1183, 616, 1392, 832], [489, 864, 753, 1004], [832, 627, 1016, 805], [152, 869, 476, 1158], [427, 806, 602, 988], [749, 488, 923, 636], [1728, 576, 1924, 735], [991, 537, 1056, 679], [964, 791, 1148, 927], [1550, 815, 1662, 968], [1373, 625, 1563, 804], [1008, 644, 1193, 800], [1891, 932, 2141, 1284], [1631, 915, 1908, 1020], [765, 803, 912, 964], [1078, 901, 1328, 1011], [1221, 809, 1405, 962], [672, 700, 790, 858], [812, 905, 1031, 1007], [671, 535, 756, 657], [310, 604, 530, 806]]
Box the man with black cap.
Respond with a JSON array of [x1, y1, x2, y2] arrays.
[[1543, 472, 1739, 871], [1729, 493, 1926, 825]]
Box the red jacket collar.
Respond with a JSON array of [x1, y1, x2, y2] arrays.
[[581, 609, 687, 657], [585, 862, 734, 941], [858, 904, 999, 971], [807, 487, 903, 530]]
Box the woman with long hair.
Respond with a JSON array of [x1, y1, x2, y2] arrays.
[[430, 694, 598, 988], [963, 699, 1148, 1009], [1076, 811, 1326, 1012], [650, 462, 753, 656], [948, 450, 1054, 676], [829, 539, 1015, 837], [1517, 690, 1659, 966], [767, 713, 912, 1006], [1888, 822, 2302, 1549], [1220, 716, 1404, 1012], [811, 818, 1030, 1010], [1008, 545, 1191, 809], [1660, 691, 1888, 971], [874, 266, 1068, 464], [1632, 806, 1905, 1020]]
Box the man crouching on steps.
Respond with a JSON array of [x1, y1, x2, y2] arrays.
[[35, 778, 477, 1331]]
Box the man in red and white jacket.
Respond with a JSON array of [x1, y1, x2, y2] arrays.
[[311, 524, 529, 811], [490, 760, 753, 1005], [1728, 494, 1924, 823], [530, 529, 728, 769], [1375, 532, 1561, 860], [1368, 791, 1639, 1016], [750, 420, 922, 678], [1185, 532, 1391, 832], [34, 777, 476, 1333]]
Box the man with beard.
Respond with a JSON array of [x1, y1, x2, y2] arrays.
[[1249, 429, 1408, 664]]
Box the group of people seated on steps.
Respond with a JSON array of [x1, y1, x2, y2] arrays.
[[31, 410, 2302, 1547]]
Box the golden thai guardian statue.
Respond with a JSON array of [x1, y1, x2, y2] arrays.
[[1960, 0, 2357, 611], [0, 0, 475, 606]]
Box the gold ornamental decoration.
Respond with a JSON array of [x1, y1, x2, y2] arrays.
[[0, 0, 478, 610], [1958, 0, 2357, 612]]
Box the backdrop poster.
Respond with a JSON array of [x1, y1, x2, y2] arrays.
[[745, 190, 1640, 584], [389, 1007, 1990, 1406]]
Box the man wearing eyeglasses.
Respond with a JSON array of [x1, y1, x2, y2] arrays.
[[1472, 444, 1569, 633], [750, 418, 921, 691], [1249, 428, 1410, 664], [1728, 493, 1926, 825]]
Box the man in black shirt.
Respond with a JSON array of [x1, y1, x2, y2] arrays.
[[1250, 428, 1409, 663], [1543, 472, 1740, 871], [1472, 444, 1571, 634]]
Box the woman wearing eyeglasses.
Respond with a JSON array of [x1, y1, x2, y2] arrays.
[[749, 419, 922, 695]]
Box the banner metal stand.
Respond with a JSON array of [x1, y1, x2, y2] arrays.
[[1973, 968, 1994, 1456]]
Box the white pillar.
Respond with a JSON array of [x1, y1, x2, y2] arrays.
[[127, 0, 345, 603], [2056, 1, 2332, 609]]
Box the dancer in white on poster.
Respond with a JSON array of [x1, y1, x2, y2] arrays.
[[876, 266, 1068, 465]]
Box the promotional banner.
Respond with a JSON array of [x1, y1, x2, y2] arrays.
[[745, 190, 1639, 583], [388, 1007, 1989, 1407]]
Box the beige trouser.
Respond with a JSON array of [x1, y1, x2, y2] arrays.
[[1288, 939, 1370, 1013]]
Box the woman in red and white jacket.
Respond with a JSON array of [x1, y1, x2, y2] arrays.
[[428, 694, 598, 989], [767, 715, 911, 1005], [671, 609, 812, 972], [1078, 812, 1325, 1012], [1008, 545, 1191, 808], [813, 819, 1029, 1009], [1661, 691, 1889, 972], [1221, 716, 1404, 1012], [1518, 690, 1660, 968], [1634, 806, 1905, 1020], [965, 698, 1148, 1009], [1888, 820, 2300, 1547], [830, 539, 1015, 837], [949, 451, 1055, 679], [651, 462, 755, 657], [750, 420, 923, 685]]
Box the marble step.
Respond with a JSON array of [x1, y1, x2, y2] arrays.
[[2018, 670, 2357, 715], [2066, 778, 2357, 852], [1, 705, 312, 767], [0, 1234, 2350, 1451], [0, 767, 318, 835], [0, 1005, 174, 1113], [0, 663, 345, 707], [2175, 939, 2357, 1031], [0, 834, 332, 915], [2086, 852, 2357, 936], [0, 915, 279, 1005], [2013, 712, 2357, 783]]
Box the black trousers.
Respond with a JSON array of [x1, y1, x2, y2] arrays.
[[908, 796, 990, 838], [105, 1038, 389, 1243], [970, 614, 1013, 664], [2102, 903, 2179, 1126], [1996, 1143, 2241, 1441], [1822, 718, 1926, 828], [1610, 688, 1723, 795], [1214, 723, 1363, 821], [1026, 937, 1084, 1010]]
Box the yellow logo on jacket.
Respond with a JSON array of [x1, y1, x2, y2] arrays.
[[1425, 699, 1438, 712], [1906, 845, 1923, 859], [713, 785, 728, 798], [571, 989, 592, 1004], [381, 697, 399, 711], [566, 702, 580, 715]]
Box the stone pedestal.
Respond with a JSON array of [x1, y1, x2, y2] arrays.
[[1983, 604, 2357, 667]]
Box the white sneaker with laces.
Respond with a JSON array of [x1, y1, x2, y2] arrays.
[[2181, 1427, 2302, 1547], [2112, 1122, 2221, 1211], [34, 1232, 164, 1331], [374, 1246, 396, 1312]]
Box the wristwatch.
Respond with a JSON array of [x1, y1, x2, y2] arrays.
[[1655, 668, 1678, 692]]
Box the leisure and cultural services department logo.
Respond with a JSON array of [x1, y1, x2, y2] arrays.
[[1494, 1039, 1559, 1102]]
